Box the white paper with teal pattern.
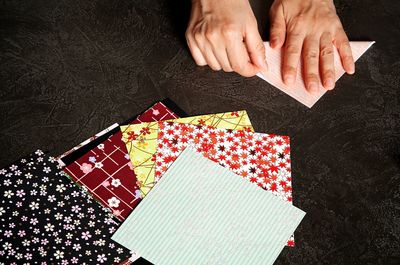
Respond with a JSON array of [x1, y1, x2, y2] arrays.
[[112, 147, 306, 265]]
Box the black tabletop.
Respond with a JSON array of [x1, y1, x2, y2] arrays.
[[0, 0, 399, 264]]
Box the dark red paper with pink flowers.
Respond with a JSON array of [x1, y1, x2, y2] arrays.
[[63, 102, 179, 221]]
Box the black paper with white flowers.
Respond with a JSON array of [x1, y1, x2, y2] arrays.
[[0, 150, 132, 264]]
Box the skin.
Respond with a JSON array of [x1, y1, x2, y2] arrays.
[[186, 0, 355, 94]]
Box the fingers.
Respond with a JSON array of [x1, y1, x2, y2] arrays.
[[204, 28, 233, 72], [185, 3, 207, 67], [186, 30, 207, 66], [188, 22, 259, 77], [187, 27, 222, 71], [319, 32, 335, 90], [334, 29, 355, 74], [269, 3, 286, 49], [302, 36, 320, 94], [283, 31, 304, 85], [244, 25, 268, 75], [226, 30, 259, 77], [186, 19, 262, 76], [211, 47, 233, 72], [201, 43, 222, 71]]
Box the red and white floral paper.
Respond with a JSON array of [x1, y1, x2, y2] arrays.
[[155, 121, 295, 246], [63, 102, 179, 221]]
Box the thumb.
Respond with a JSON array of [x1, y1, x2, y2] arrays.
[[269, 3, 286, 49], [244, 25, 268, 73]]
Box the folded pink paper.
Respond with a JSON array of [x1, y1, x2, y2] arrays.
[[257, 41, 375, 108]]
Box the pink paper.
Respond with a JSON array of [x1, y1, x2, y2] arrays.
[[257, 41, 375, 108]]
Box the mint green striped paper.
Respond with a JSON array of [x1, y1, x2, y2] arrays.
[[112, 147, 306, 265]]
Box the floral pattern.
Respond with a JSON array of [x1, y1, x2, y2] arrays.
[[0, 150, 131, 264], [57, 101, 179, 167], [56, 123, 119, 166], [155, 122, 295, 246], [62, 102, 179, 221], [120, 111, 254, 196]]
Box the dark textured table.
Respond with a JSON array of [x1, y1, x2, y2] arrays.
[[0, 0, 399, 264]]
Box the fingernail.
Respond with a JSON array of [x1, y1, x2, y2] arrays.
[[284, 75, 295, 85], [308, 82, 319, 93], [324, 78, 335, 90]]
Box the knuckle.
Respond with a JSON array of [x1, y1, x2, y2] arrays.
[[204, 28, 218, 41], [304, 50, 318, 60], [271, 21, 284, 32], [323, 69, 334, 78], [293, 15, 306, 26], [305, 73, 318, 81], [287, 30, 302, 40], [320, 46, 334, 57], [283, 65, 296, 75], [338, 40, 351, 50], [286, 44, 301, 56], [222, 24, 239, 39], [321, 31, 332, 39]]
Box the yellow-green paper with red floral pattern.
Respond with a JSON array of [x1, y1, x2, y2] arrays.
[[120, 111, 254, 196]]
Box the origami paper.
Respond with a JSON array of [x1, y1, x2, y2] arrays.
[[257, 41, 375, 108], [112, 147, 306, 265], [57, 101, 180, 166], [0, 150, 132, 264], [57, 123, 119, 166], [63, 102, 179, 221], [155, 121, 295, 246], [129, 101, 180, 124], [120, 111, 254, 196]]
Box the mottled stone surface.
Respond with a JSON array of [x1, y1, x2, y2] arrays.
[[0, 0, 399, 264]]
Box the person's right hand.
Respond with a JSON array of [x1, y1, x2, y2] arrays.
[[185, 0, 268, 77]]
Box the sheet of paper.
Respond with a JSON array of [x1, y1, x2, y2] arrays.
[[112, 147, 306, 265], [0, 151, 132, 264], [57, 101, 179, 166], [155, 121, 295, 246], [120, 111, 254, 196], [57, 123, 119, 166], [63, 102, 179, 221], [257, 41, 375, 108]]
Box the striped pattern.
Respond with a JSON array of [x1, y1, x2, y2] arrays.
[[112, 147, 305, 265]]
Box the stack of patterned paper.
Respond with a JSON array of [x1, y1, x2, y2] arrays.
[[0, 100, 305, 265]]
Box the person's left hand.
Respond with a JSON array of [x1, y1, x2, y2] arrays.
[[269, 0, 354, 93]]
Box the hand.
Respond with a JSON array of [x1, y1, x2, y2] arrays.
[[185, 0, 268, 77], [269, 0, 354, 93]]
